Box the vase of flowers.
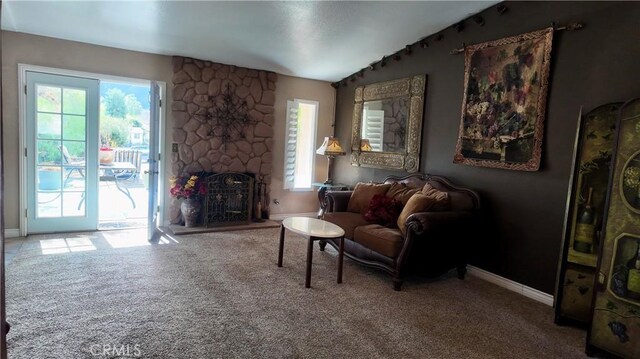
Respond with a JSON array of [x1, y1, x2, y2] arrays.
[[170, 174, 207, 227], [99, 146, 114, 164], [99, 135, 115, 164]]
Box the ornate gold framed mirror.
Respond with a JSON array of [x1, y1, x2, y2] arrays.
[[351, 75, 426, 172]]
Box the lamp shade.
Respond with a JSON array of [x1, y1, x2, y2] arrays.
[[316, 136, 346, 156], [360, 139, 372, 151]]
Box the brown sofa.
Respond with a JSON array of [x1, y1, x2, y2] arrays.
[[320, 173, 480, 291]]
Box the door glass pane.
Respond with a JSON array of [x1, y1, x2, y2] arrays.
[[37, 140, 62, 165], [62, 140, 85, 163], [37, 113, 61, 139], [62, 166, 86, 191], [37, 191, 62, 218], [37, 165, 62, 190], [37, 85, 62, 113], [63, 115, 86, 141], [63, 192, 85, 217], [62, 88, 86, 115], [62, 140, 86, 192]]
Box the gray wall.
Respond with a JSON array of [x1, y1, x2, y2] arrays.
[[271, 75, 336, 217], [333, 1, 640, 294]]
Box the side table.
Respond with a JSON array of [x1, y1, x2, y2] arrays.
[[311, 182, 349, 218]]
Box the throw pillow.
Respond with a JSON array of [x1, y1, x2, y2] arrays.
[[347, 183, 392, 214], [363, 194, 403, 227], [422, 183, 451, 211], [386, 182, 421, 205], [396, 191, 450, 235]]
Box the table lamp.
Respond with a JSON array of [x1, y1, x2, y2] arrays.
[[316, 136, 346, 184]]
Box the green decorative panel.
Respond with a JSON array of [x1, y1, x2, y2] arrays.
[[588, 98, 640, 358], [560, 266, 595, 322], [555, 103, 620, 325]]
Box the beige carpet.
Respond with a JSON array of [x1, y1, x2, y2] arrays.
[[5, 228, 588, 358]]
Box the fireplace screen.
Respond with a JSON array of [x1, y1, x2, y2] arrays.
[[204, 173, 254, 226]]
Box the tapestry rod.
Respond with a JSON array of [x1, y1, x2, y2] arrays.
[[449, 22, 584, 55]]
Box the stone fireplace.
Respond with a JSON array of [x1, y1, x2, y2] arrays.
[[171, 56, 276, 223]]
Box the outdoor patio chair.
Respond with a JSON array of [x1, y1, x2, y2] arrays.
[[59, 145, 85, 186], [112, 148, 142, 181]]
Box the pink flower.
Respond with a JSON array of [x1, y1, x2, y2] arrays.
[[170, 173, 206, 199]]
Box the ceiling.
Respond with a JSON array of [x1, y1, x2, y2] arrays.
[[1, 1, 497, 82]]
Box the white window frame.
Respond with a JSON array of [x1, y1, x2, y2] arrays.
[[283, 99, 319, 191]]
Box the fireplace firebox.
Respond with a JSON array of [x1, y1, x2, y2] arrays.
[[204, 173, 254, 226]]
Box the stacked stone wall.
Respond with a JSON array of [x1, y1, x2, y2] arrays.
[[171, 56, 276, 222]]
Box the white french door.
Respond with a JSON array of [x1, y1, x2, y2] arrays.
[[147, 81, 161, 240], [25, 71, 99, 233]]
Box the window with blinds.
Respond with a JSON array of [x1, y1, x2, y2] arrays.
[[284, 99, 318, 190], [362, 108, 385, 152]]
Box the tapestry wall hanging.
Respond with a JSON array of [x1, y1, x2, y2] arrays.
[[454, 28, 554, 171]]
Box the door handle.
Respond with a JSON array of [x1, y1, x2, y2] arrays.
[[144, 170, 159, 174]]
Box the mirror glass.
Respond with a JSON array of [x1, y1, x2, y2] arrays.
[[361, 97, 410, 153], [351, 75, 426, 173]]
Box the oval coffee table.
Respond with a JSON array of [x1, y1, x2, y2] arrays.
[[278, 217, 346, 288]]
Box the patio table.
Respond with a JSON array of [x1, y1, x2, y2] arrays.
[[74, 161, 138, 210], [100, 162, 138, 208]]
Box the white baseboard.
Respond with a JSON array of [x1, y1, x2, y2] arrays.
[[269, 212, 318, 221], [467, 265, 554, 307], [5, 229, 21, 238]]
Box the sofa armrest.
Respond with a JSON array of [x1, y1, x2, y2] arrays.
[[405, 211, 473, 236], [324, 191, 353, 213]]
